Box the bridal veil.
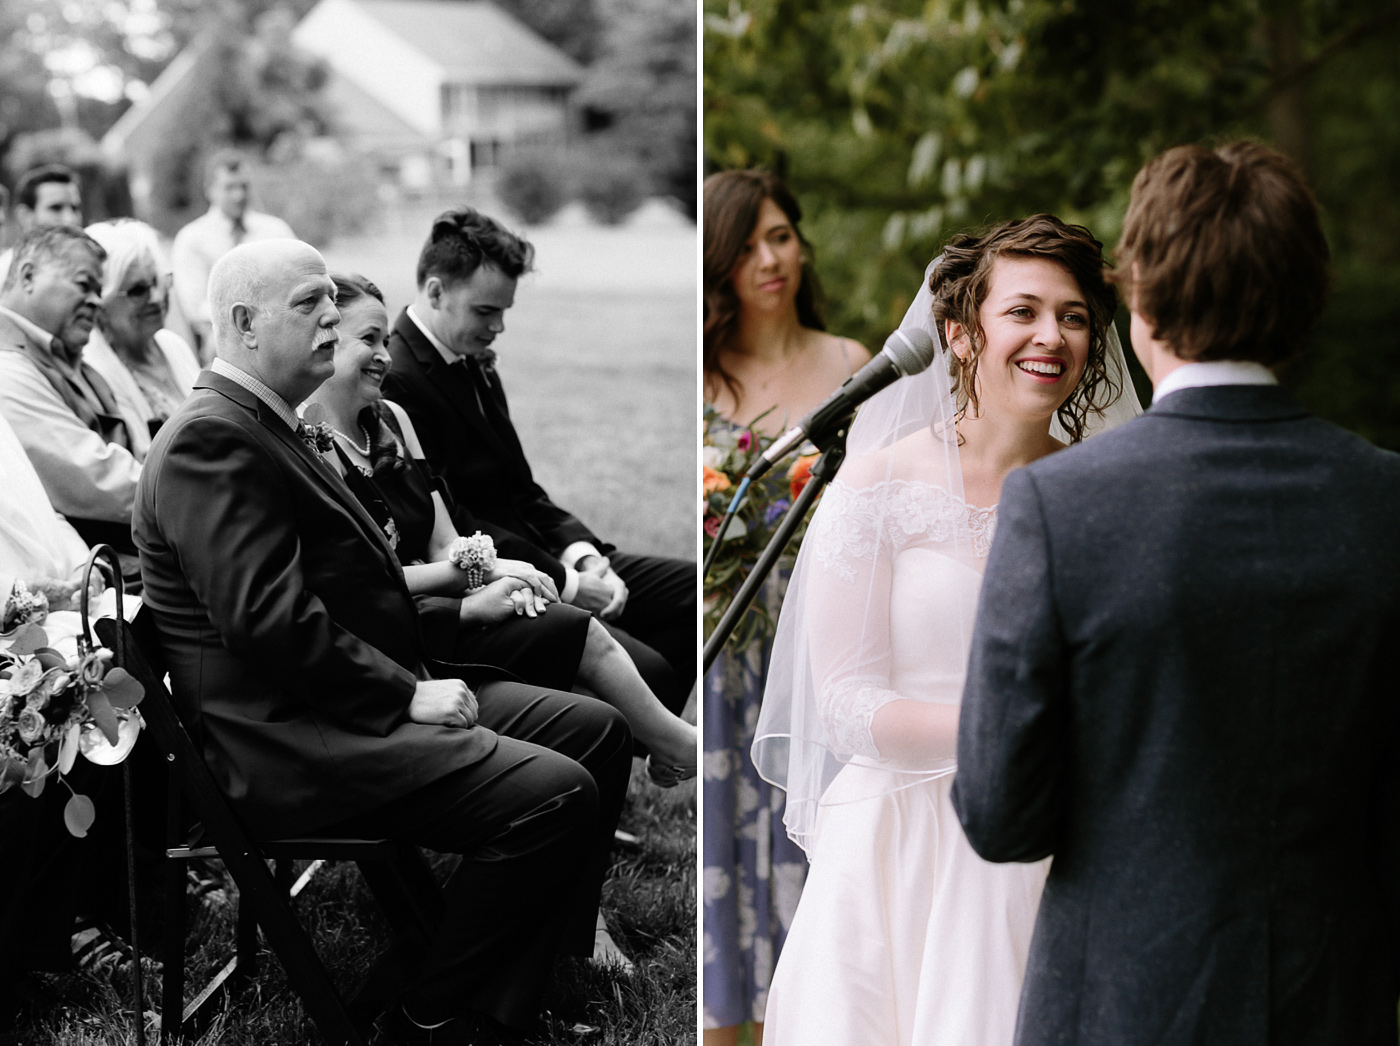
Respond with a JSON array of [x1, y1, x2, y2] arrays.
[[752, 256, 1141, 853]]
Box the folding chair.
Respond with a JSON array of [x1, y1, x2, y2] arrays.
[[96, 611, 444, 1045]]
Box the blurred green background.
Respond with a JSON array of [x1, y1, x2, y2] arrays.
[[704, 0, 1400, 447]]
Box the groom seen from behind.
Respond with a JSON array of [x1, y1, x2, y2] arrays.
[[954, 141, 1400, 1045]]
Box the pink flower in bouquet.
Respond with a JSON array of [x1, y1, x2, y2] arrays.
[[737, 430, 753, 452], [704, 515, 723, 538]]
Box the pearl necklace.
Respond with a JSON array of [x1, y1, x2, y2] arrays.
[[329, 424, 371, 456]]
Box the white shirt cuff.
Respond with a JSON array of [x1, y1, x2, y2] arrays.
[[560, 567, 580, 604], [559, 541, 603, 570]]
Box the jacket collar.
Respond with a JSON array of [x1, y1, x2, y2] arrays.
[[391, 308, 510, 454], [1147, 383, 1310, 423], [192, 369, 408, 579]]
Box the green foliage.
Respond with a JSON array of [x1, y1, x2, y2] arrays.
[[705, 0, 1400, 447], [577, 149, 650, 225], [253, 149, 380, 247], [498, 149, 573, 226], [581, 0, 698, 217]]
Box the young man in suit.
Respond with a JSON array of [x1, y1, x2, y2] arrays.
[[133, 238, 632, 1046], [954, 141, 1400, 1044], [381, 209, 696, 720]]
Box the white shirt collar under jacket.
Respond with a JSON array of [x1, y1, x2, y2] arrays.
[[211, 357, 301, 433], [1152, 359, 1277, 404]]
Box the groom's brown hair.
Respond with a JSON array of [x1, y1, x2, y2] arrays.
[[1112, 141, 1329, 365]]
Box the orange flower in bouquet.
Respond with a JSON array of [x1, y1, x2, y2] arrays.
[[787, 454, 820, 500], [703, 464, 732, 496]]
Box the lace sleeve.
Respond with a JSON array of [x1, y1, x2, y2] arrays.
[[818, 677, 901, 760], [801, 479, 905, 761]]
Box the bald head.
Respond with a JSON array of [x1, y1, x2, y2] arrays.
[[209, 239, 341, 405]]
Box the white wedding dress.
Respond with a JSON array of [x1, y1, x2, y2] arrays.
[[757, 432, 1050, 1046]]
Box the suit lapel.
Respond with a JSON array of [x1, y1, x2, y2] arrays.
[[195, 372, 408, 583], [392, 310, 513, 458]]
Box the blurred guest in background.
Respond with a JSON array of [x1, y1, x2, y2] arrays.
[[82, 219, 199, 460], [0, 227, 141, 559], [171, 149, 294, 360], [700, 168, 870, 1046], [0, 164, 83, 285]]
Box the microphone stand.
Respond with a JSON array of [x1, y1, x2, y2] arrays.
[[702, 412, 851, 674]]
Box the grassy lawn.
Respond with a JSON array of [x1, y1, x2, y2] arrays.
[[18, 769, 694, 1045], [9, 203, 698, 1044]]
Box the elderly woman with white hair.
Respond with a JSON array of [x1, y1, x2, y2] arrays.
[[82, 219, 200, 460]]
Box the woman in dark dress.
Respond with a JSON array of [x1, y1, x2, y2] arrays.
[[302, 273, 696, 782]]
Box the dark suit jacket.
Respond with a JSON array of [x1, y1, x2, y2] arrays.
[[133, 371, 497, 838], [953, 385, 1400, 1046], [383, 309, 610, 564]]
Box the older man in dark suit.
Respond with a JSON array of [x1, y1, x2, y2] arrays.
[[381, 208, 695, 721], [954, 142, 1400, 1045], [133, 238, 631, 1046]]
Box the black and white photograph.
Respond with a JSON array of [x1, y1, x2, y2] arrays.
[[0, 0, 697, 1043]]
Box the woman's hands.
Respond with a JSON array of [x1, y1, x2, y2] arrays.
[[485, 558, 559, 603], [459, 576, 548, 625]]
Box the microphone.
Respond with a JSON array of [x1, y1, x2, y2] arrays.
[[745, 327, 938, 480]]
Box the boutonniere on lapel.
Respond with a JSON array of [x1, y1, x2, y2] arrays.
[[467, 347, 499, 380], [298, 403, 336, 454]]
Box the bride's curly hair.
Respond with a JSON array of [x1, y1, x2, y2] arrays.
[[929, 215, 1121, 443]]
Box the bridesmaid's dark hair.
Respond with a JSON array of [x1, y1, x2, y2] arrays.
[[930, 215, 1121, 444], [703, 169, 825, 401]]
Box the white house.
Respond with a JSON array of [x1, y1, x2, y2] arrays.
[[291, 0, 585, 186]]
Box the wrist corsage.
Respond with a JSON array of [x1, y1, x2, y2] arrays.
[[2, 581, 49, 635], [449, 532, 497, 591]]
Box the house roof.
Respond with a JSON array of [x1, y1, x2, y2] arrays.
[[355, 0, 585, 87], [321, 67, 436, 153]]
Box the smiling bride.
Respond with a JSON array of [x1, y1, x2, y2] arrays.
[[752, 216, 1141, 1045]]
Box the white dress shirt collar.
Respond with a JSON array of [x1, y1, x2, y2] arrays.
[[406, 305, 459, 369], [1152, 359, 1277, 404], [211, 357, 301, 432]]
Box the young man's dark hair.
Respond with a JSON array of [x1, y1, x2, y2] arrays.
[[416, 207, 535, 288], [1111, 140, 1330, 365]]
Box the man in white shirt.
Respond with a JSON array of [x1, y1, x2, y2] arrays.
[[0, 226, 141, 553], [0, 164, 84, 286], [170, 149, 294, 360]]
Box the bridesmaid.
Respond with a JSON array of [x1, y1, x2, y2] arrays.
[[701, 169, 869, 1046]]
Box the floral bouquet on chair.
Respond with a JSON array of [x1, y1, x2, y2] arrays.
[[703, 405, 822, 652], [0, 582, 145, 837]]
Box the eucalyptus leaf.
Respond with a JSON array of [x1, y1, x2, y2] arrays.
[[63, 793, 96, 838]]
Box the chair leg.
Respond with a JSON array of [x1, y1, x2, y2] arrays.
[[234, 892, 258, 985], [161, 858, 186, 1045]]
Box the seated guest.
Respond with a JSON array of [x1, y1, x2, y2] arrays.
[[0, 227, 142, 556], [303, 271, 698, 783], [0, 409, 90, 609], [0, 164, 84, 286], [171, 149, 294, 360], [382, 208, 697, 716], [134, 238, 630, 1045], [81, 220, 199, 459]]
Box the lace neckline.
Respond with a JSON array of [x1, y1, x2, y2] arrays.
[[809, 478, 998, 581]]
